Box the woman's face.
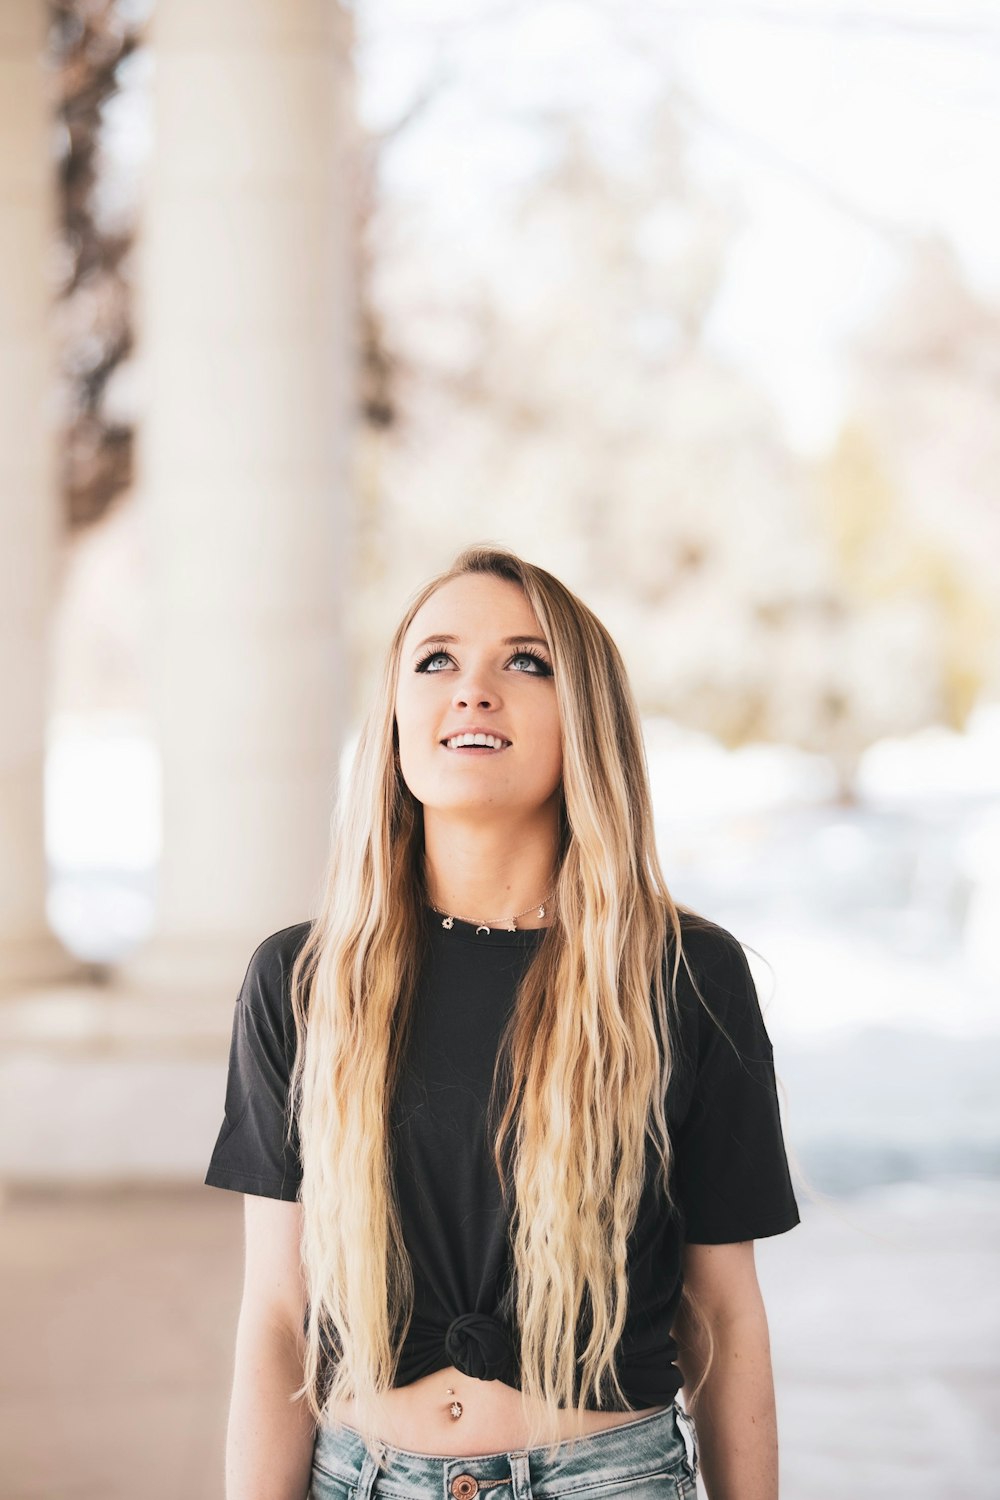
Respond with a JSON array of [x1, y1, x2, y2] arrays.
[[394, 573, 563, 823]]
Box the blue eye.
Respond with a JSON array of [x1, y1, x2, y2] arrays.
[[509, 649, 553, 675], [414, 647, 553, 677], [414, 650, 451, 672]]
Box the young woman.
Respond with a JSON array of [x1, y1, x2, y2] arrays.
[[205, 544, 801, 1500]]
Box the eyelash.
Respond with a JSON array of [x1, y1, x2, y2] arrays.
[[414, 646, 553, 677]]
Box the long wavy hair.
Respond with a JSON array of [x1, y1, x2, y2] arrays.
[[284, 543, 723, 1462]]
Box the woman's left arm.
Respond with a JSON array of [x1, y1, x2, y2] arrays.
[[671, 1240, 781, 1500]]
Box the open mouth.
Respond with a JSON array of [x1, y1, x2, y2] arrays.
[[440, 736, 512, 754]]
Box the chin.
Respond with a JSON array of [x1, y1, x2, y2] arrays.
[[421, 786, 521, 813]]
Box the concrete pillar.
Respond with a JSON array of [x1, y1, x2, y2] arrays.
[[125, 0, 358, 995], [0, 0, 85, 988]]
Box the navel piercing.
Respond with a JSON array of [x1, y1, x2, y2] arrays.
[[445, 1385, 463, 1419]]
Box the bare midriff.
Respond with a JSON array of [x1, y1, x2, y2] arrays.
[[324, 1366, 670, 1457]]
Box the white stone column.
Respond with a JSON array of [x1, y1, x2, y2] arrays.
[[0, 0, 84, 988], [125, 0, 359, 994]]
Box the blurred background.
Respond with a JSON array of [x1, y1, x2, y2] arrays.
[[0, 0, 998, 1496]]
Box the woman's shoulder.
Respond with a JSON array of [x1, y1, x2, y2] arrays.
[[238, 920, 315, 1015], [665, 906, 767, 1037], [669, 905, 750, 982], [248, 918, 315, 966], [667, 905, 775, 1062]]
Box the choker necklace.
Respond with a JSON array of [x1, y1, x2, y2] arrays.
[[427, 892, 553, 935]]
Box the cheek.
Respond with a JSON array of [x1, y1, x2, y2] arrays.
[[394, 699, 442, 768], [394, 684, 429, 735], [537, 717, 563, 778]]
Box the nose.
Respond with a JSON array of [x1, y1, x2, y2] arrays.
[[454, 693, 495, 710], [452, 680, 498, 711]]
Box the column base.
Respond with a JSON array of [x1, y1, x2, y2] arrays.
[[0, 933, 92, 994], [0, 972, 237, 1183]]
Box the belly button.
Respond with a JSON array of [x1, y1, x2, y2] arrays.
[[445, 1385, 463, 1419]]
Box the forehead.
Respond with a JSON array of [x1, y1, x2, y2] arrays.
[[403, 574, 541, 643]]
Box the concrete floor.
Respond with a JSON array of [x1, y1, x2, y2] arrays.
[[0, 1183, 241, 1500], [1, 1178, 998, 1500]]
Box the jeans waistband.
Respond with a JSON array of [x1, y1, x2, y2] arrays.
[[311, 1401, 695, 1499]]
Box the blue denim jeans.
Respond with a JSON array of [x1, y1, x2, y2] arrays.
[[309, 1400, 700, 1499]]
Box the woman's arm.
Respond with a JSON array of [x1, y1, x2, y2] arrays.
[[671, 1241, 781, 1500], [225, 1196, 317, 1500], [227, 1308, 317, 1500]]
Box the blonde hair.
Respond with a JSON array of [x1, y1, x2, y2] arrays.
[[285, 543, 720, 1463]]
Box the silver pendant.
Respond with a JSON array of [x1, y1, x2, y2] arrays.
[[476, 924, 490, 935], [442, 915, 454, 929]]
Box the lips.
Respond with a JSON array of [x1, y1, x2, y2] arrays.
[[441, 741, 510, 753]]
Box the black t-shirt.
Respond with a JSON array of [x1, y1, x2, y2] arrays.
[[205, 905, 800, 1408]]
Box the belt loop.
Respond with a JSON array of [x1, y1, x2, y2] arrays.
[[675, 1402, 700, 1475], [509, 1449, 531, 1500], [354, 1438, 387, 1500]]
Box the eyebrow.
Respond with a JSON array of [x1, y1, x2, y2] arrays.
[[411, 633, 550, 657]]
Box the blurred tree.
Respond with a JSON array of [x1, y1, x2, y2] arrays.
[[839, 235, 1000, 722], [47, 0, 148, 530], [353, 96, 865, 794], [350, 12, 998, 797], [45, 0, 997, 800]]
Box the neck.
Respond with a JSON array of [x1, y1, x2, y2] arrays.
[[422, 810, 559, 928]]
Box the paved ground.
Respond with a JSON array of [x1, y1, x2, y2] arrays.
[[0, 1182, 240, 1500], [0, 1177, 997, 1499]]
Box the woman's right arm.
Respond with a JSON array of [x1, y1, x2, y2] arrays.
[[225, 1196, 317, 1500]]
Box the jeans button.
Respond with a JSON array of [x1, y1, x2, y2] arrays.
[[451, 1477, 479, 1499]]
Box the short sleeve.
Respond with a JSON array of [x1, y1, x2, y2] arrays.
[[204, 925, 309, 1202], [673, 924, 800, 1245]]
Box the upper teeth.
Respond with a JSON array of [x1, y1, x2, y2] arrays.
[[445, 733, 509, 750]]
